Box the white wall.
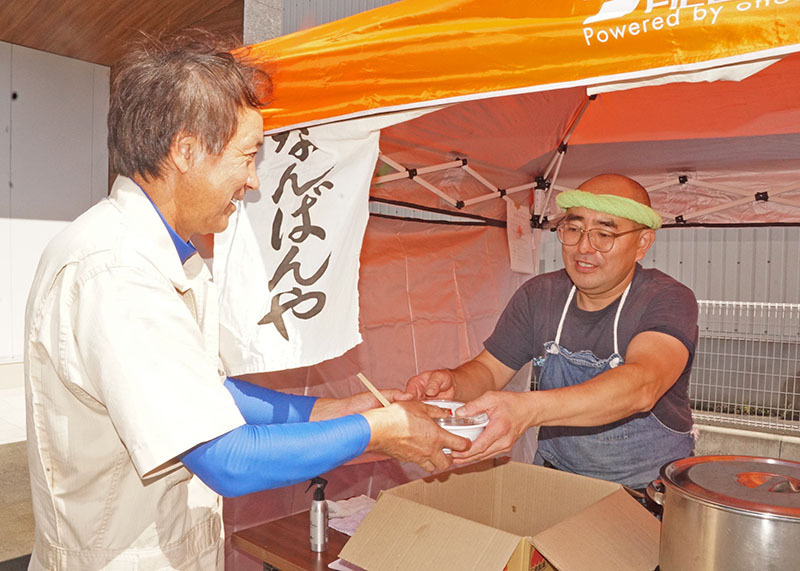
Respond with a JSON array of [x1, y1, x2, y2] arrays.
[[0, 362, 25, 443], [0, 41, 109, 372], [244, 0, 283, 44], [281, 0, 398, 34], [1, 43, 12, 367]]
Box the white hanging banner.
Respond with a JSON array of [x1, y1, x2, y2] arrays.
[[214, 110, 434, 374]]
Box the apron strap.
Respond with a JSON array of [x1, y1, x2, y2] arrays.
[[554, 282, 633, 355], [554, 286, 576, 345], [612, 282, 633, 355]]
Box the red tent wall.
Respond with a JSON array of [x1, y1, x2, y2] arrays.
[[224, 215, 524, 570]]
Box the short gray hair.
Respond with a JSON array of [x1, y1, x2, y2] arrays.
[[108, 31, 271, 181]]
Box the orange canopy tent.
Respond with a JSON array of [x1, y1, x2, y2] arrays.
[[241, 0, 800, 225], [224, 3, 800, 569], [249, 0, 800, 132]]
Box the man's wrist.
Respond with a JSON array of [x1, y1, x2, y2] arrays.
[[445, 369, 462, 401], [309, 397, 338, 422]]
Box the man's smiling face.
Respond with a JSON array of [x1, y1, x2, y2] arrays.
[[174, 107, 264, 238], [561, 207, 648, 303], [558, 174, 657, 309]]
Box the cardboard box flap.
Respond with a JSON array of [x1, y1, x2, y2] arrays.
[[382, 459, 622, 538], [489, 460, 624, 537], [532, 488, 660, 571], [340, 492, 527, 571], [383, 460, 500, 527]]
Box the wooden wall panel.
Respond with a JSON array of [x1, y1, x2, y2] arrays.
[[0, 0, 243, 67]]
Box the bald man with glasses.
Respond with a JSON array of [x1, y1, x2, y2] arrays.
[[406, 174, 698, 493]]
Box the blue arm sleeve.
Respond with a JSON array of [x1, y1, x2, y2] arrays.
[[224, 377, 317, 424], [179, 414, 371, 497]]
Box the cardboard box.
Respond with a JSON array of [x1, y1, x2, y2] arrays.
[[339, 458, 659, 571]]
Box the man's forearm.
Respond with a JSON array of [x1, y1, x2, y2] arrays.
[[309, 397, 353, 422], [529, 363, 665, 428], [225, 377, 317, 424], [451, 356, 509, 402], [180, 415, 370, 497], [530, 331, 688, 428]]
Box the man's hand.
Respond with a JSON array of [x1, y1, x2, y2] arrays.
[[405, 351, 517, 403], [362, 401, 470, 473], [450, 391, 534, 465], [405, 369, 456, 401], [310, 389, 413, 421]]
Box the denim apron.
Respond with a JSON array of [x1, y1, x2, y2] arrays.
[[533, 284, 694, 490]]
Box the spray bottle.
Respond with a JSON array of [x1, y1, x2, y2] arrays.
[[307, 476, 328, 552]]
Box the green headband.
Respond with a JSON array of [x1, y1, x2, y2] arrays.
[[556, 189, 662, 230]]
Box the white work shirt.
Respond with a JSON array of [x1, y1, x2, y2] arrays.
[[24, 176, 246, 570]]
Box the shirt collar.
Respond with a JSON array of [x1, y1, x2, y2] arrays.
[[135, 181, 197, 264]]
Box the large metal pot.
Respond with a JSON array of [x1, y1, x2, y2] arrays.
[[647, 455, 800, 570]]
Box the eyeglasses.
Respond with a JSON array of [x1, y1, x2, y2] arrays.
[[556, 222, 643, 253]]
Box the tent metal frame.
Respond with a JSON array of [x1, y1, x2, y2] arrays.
[[373, 86, 800, 227]]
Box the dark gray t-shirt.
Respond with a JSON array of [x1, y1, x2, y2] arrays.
[[484, 264, 698, 431]]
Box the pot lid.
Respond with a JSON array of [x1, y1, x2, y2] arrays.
[[661, 455, 800, 518]]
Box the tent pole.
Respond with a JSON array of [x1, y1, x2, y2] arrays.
[[541, 151, 560, 182], [687, 179, 800, 209], [507, 182, 538, 194], [412, 177, 460, 207], [374, 158, 467, 184], [679, 195, 757, 220], [536, 95, 595, 221], [646, 180, 678, 192], [462, 165, 498, 192], [542, 94, 595, 181], [377, 154, 408, 173], [539, 150, 566, 221], [462, 182, 537, 207], [559, 95, 595, 148], [377, 154, 460, 208]]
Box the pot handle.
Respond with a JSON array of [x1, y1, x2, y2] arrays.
[[646, 479, 666, 506]]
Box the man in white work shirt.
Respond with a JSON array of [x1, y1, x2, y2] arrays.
[[24, 32, 467, 570]]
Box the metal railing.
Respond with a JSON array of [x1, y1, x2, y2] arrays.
[[690, 301, 800, 433]]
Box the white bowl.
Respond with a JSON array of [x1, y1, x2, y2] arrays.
[[424, 400, 490, 441]]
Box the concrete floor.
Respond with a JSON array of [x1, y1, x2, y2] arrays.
[[0, 555, 31, 571], [0, 441, 34, 563]]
